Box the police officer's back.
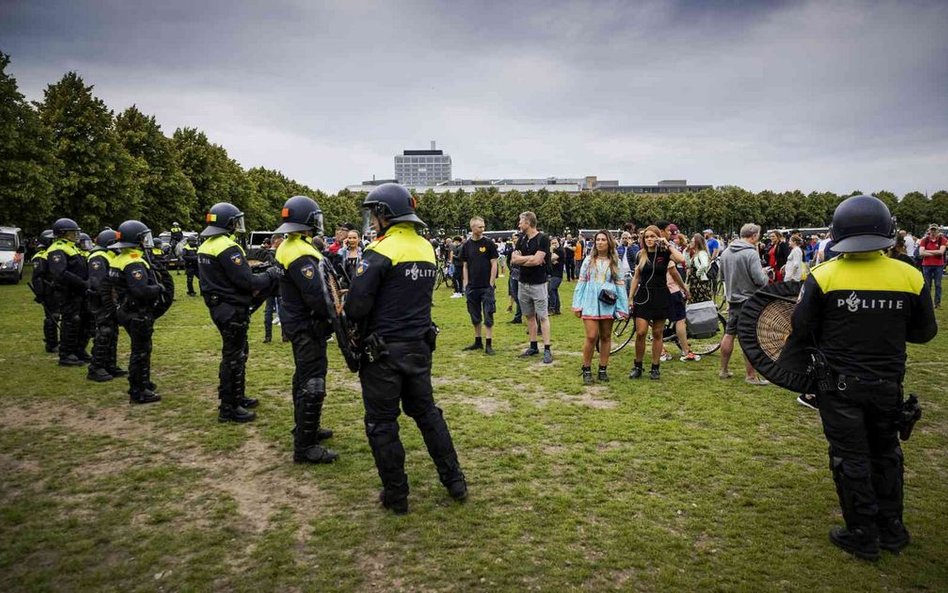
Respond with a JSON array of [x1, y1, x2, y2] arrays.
[[198, 202, 279, 422], [46, 218, 90, 366], [344, 183, 467, 514], [110, 220, 163, 404], [182, 235, 199, 296], [30, 230, 60, 353], [274, 195, 339, 464], [86, 229, 126, 383], [791, 195, 937, 560]]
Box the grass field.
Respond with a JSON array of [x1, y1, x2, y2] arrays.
[[1, 267, 946, 593]]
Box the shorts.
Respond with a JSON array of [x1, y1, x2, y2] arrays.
[[518, 281, 549, 319], [466, 286, 496, 327], [668, 291, 686, 322], [725, 301, 743, 336]]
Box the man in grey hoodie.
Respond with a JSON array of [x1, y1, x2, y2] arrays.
[[718, 223, 770, 384]]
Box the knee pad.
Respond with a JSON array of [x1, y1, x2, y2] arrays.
[[830, 454, 871, 481], [302, 377, 326, 398], [365, 421, 400, 445]]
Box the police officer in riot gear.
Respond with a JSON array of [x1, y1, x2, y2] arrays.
[[791, 195, 937, 560], [344, 183, 467, 514], [46, 218, 91, 367], [30, 229, 60, 353], [274, 195, 339, 464], [87, 229, 127, 382], [110, 220, 163, 404], [182, 235, 199, 296], [198, 202, 280, 423]]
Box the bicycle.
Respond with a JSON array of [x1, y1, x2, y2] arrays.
[[605, 308, 728, 356]]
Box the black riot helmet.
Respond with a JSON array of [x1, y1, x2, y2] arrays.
[[38, 229, 55, 248], [52, 217, 81, 237], [95, 229, 118, 249], [113, 220, 155, 250], [829, 195, 896, 253], [78, 232, 94, 251], [201, 202, 246, 237], [362, 183, 425, 230], [275, 195, 324, 234], [186, 234, 198, 246]]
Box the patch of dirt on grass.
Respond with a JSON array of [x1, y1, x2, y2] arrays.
[[555, 389, 618, 410], [455, 396, 512, 416], [0, 452, 40, 473], [0, 401, 335, 536]]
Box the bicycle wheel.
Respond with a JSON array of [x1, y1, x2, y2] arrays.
[[713, 280, 727, 311], [609, 317, 635, 354], [688, 312, 727, 356]]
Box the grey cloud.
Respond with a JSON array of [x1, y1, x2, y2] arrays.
[[1, 0, 946, 194]]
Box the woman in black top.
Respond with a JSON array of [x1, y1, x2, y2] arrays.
[[547, 237, 566, 314], [628, 225, 686, 380]]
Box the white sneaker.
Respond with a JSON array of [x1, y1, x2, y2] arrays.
[[659, 351, 672, 362]]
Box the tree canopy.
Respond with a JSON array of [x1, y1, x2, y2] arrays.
[[0, 53, 945, 238]]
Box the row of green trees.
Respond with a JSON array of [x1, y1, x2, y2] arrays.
[[2, 52, 946, 239], [414, 185, 948, 238]]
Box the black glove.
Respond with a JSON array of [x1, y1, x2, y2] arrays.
[[266, 266, 284, 281]]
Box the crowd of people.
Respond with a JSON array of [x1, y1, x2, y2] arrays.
[[21, 187, 943, 557]]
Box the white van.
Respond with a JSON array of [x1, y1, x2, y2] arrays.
[[0, 226, 26, 283]]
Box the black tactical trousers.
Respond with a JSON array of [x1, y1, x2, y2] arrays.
[[90, 299, 118, 373], [819, 378, 904, 532], [210, 303, 250, 407], [42, 302, 60, 351], [289, 328, 329, 451], [359, 340, 463, 503], [57, 293, 83, 361], [120, 312, 154, 398], [185, 265, 198, 295]]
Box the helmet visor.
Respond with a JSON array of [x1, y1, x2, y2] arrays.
[[361, 209, 375, 237], [141, 231, 154, 249], [233, 215, 246, 234], [313, 211, 325, 236]]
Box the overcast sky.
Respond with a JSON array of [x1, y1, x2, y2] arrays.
[[2, 0, 946, 195]]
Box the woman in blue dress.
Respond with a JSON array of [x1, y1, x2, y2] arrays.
[[572, 230, 629, 384]]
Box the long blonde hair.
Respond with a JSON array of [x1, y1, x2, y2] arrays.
[[589, 230, 620, 280]]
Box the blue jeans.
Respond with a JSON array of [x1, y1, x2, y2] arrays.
[[547, 276, 562, 313], [922, 265, 943, 305]]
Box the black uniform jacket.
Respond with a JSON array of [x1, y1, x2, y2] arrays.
[[275, 234, 332, 335], [46, 239, 88, 294], [344, 223, 436, 341], [197, 234, 271, 306], [109, 249, 162, 313], [791, 251, 937, 382]]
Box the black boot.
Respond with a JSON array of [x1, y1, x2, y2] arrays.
[[629, 361, 644, 379], [378, 490, 409, 515], [878, 518, 911, 553], [218, 403, 256, 423], [59, 354, 86, 367], [239, 397, 259, 409], [598, 365, 609, 382], [582, 366, 594, 385], [366, 421, 409, 512], [108, 367, 128, 378], [86, 366, 114, 382], [130, 389, 161, 405], [293, 378, 337, 463], [829, 526, 880, 561]]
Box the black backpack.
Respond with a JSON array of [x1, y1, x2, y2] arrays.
[[706, 259, 720, 283]]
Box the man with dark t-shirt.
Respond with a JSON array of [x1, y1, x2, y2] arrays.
[[460, 216, 499, 354], [510, 211, 553, 363]]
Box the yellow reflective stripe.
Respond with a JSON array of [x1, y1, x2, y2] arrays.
[[111, 249, 151, 271], [49, 239, 79, 256], [812, 253, 924, 294], [275, 234, 323, 269], [197, 234, 245, 257], [367, 223, 435, 265]]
